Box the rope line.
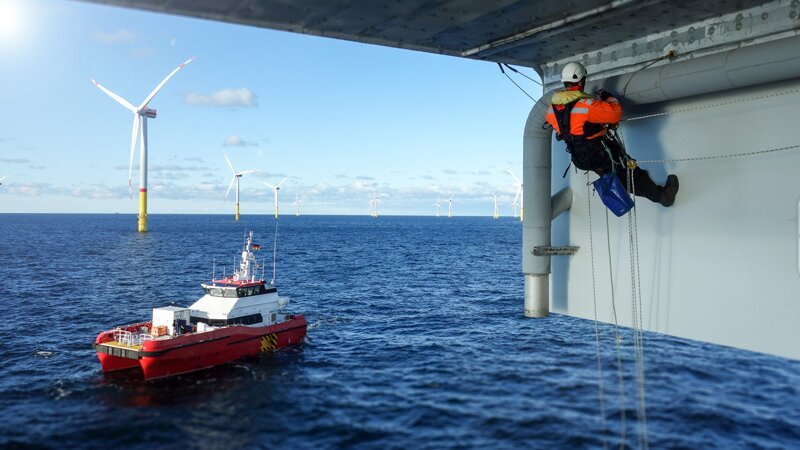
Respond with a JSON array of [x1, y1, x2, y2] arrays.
[[501, 63, 543, 86], [587, 173, 609, 450], [624, 87, 800, 122], [604, 207, 627, 450], [497, 63, 537, 101], [625, 168, 649, 450], [635, 144, 800, 165]]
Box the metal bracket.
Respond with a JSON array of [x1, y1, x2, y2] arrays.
[[533, 246, 580, 256]]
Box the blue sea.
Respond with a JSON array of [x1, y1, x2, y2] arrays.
[[1, 214, 798, 449]]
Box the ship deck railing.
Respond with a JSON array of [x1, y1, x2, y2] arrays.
[[113, 329, 155, 347]]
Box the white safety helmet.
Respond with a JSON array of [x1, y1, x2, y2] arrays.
[[561, 62, 588, 83]]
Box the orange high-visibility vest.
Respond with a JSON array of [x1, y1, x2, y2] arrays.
[[545, 88, 622, 140]]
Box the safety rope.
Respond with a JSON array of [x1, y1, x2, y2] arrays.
[[586, 173, 609, 450], [603, 206, 627, 450], [497, 63, 536, 101], [624, 87, 800, 122], [635, 143, 800, 165], [625, 168, 649, 450]]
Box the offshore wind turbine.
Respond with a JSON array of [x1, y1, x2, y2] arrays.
[[434, 198, 441, 217], [264, 177, 288, 219], [92, 57, 195, 232], [293, 194, 302, 216], [507, 168, 523, 222], [0, 176, 7, 186], [369, 188, 380, 218], [447, 195, 453, 218], [223, 153, 255, 222], [493, 195, 500, 219]]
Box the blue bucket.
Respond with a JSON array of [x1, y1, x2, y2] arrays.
[[593, 172, 634, 217]]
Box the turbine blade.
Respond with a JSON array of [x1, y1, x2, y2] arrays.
[[263, 182, 276, 190], [224, 153, 236, 175], [128, 114, 140, 199], [507, 168, 521, 184], [512, 188, 520, 206], [92, 79, 137, 112], [138, 57, 195, 110], [225, 176, 236, 200], [275, 176, 288, 188], [238, 170, 256, 176]]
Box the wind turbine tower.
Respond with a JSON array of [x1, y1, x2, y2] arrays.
[[434, 198, 441, 217], [293, 194, 302, 216], [92, 57, 194, 232], [507, 168, 523, 222], [264, 177, 288, 219], [223, 154, 255, 222], [447, 195, 453, 219], [493, 195, 500, 219]]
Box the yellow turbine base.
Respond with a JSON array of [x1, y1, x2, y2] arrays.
[[520, 208, 524, 222], [235, 203, 240, 222], [138, 191, 148, 232]]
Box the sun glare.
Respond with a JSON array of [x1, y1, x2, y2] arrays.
[[0, 1, 22, 42]]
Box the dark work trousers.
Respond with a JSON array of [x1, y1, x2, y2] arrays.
[[571, 135, 664, 203]]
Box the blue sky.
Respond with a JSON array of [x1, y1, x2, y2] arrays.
[[0, 0, 542, 215]]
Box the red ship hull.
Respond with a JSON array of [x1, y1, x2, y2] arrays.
[[94, 315, 306, 380]]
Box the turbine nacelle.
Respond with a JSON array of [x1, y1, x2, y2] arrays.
[[141, 108, 157, 119]]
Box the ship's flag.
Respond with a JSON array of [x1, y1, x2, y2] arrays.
[[251, 244, 261, 250]]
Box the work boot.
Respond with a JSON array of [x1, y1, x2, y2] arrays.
[[660, 175, 679, 207]]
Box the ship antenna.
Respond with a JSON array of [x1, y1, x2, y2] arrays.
[[271, 214, 279, 286]]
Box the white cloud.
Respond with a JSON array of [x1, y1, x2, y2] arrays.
[[93, 29, 136, 44], [183, 88, 257, 108], [222, 134, 257, 147], [0, 158, 29, 164]]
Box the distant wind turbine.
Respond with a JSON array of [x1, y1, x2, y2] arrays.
[[493, 195, 500, 219], [223, 153, 255, 222], [0, 176, 7, 186], [507, 168, 523, 222], [434, 198, 441, 217], [264, 177, 288, 219], [447, 195, 453, 218], [369, 188, 381, 218], [92, 57, 195, 232], [293, 194, 302, 216]]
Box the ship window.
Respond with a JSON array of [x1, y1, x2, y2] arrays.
[[223, 289, 237, 298], [204, 287, 224, 297]]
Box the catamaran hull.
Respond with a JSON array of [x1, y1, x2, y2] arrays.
[[94, 316, 307, 380]]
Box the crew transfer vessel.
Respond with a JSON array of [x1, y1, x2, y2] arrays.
[[93, 232, 306, 380]]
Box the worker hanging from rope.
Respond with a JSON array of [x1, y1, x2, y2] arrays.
[[545, 62, 680, 207]]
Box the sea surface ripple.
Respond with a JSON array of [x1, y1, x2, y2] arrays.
[[0, 214, 798, 449]]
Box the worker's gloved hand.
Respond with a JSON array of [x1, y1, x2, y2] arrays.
[[597, 89, 614, 101]]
